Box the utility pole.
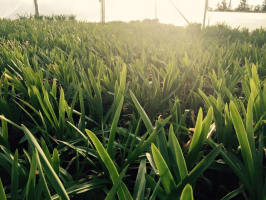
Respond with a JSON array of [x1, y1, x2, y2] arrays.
[[203, 0, 208, 28], [33, 0, 39, 16], [99, 0, 105, 22], [155, 0, 158, 19]]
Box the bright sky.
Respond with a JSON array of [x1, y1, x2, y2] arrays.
[[0, 0, 264, 22]]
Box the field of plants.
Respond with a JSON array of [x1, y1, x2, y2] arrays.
[[0, 18, 266, 200]]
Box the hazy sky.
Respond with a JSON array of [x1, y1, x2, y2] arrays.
[[0, 0, 264, 22]]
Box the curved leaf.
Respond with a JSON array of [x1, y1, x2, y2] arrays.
[[180, 184, 193, 200], [21, 125, 69, 200], [151, 143, 176, 195]]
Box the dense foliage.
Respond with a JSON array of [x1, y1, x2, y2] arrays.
[[214, 0, 266, 12], [0, 19, 266, 199]]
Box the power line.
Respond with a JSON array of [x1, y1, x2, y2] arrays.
[[168, 0, 190, 25], [2, 0, 26, 18]]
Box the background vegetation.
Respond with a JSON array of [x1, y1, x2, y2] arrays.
[[213, 0, 266, 12]]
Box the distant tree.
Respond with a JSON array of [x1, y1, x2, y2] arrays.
[[208, 7, 214, 11], [228, 0, 232, 10], [216, 2, 222, 10], [262, 0, 266, 12], [240, 0, 247, 8], [216, 0, 228, 11], [221, 0, 228, 10], [235, 0, 251, 11], [33, 0, 39, 16], [215, 0, 265, 12], [253, 5, 261, 12]]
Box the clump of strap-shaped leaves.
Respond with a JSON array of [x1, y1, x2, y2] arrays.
[[0, 19, 266, 200]]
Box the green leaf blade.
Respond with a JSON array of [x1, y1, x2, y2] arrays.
[[180, 184, 194, 200], [11, 150, 19, 200], [151, 143, 176, 195]]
